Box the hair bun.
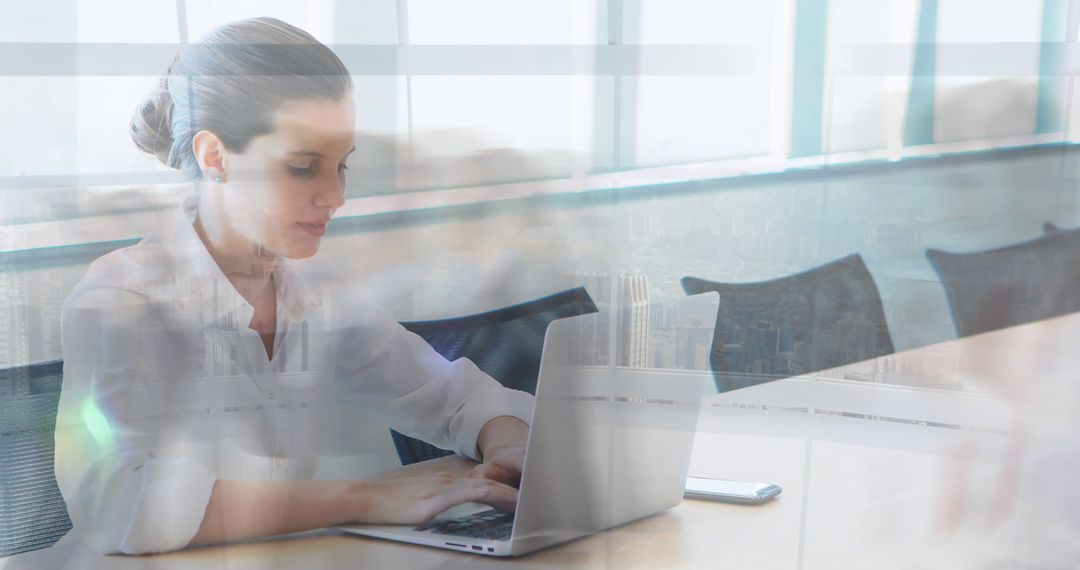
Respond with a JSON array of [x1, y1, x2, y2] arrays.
[[130, 79, 176, 167]]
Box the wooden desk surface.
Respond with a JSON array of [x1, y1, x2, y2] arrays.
[[6, 313, 1079, 569], [5, 451, 803, 570]]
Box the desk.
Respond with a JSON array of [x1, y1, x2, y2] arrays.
[[6, 312, 1079, 569]]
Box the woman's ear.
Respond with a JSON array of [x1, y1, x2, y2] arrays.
[[192, 130, 228, 181]]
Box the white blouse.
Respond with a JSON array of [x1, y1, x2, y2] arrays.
[[54, 196, 534, 555]]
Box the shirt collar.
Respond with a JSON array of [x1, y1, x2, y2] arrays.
[[161, 195, 324, 327]]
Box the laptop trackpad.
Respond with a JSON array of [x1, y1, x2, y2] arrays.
[[429, 501, 497, 522]]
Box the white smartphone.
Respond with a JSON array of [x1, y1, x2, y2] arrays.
[[684, 476, 782, 504]]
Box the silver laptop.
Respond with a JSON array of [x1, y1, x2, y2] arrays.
[[335, 292, 720, 557]]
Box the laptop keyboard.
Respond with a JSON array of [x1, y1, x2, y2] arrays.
[[413, 509, 514, 541]]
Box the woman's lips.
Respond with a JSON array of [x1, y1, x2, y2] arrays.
[[298, 222, 328, 237]]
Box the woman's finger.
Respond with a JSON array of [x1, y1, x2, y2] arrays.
[[467, 462, 520, 486], [421, 479, 519, 519]]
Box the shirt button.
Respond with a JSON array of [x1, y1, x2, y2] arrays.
[[274, 453, 286, 465], [264, 389, 275, 400]]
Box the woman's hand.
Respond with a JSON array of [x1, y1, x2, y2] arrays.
[[191, 474, 518, 548], [468, 416, 530, 487], [468, 444, 526, 487], [351, 416, 531, 526], [348, 474, 519, 525]]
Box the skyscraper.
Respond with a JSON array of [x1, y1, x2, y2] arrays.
[[617, 273, 650, 367]]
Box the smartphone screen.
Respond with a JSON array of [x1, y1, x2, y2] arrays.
[[684, 477, 782, 503]]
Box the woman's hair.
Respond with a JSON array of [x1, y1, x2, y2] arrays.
[[130, 17, 352, 179]]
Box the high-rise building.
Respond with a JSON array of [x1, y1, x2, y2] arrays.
[[0, 273, 30, 393], [572, 271, 650, 367], [617, 273, 650, 367], [748, 320, 780, 375], [574, 271, 612, 365]]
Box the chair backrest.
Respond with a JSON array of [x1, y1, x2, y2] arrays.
[[0, 360, 72, 557], [392, 287, 598, 465], [681, 254, 895, 393], [926, 229, 1080, 338]]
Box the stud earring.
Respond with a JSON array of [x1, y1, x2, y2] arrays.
[[214, 177, 223, 183]]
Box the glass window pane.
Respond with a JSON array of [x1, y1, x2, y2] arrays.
[[937, 0, 1043, 43], [0, 77, 78, 178], [0, 76, 174, 178], [77, 76, 174, 176], [933, 0, 1043, 143], [331, 0, 399, 44], [353, 76, 409, 136], [410, 76, 593, 153], [347, 75, 408, 197], [1067, 80, 1080, 143], [76, 0, 180, 43], [934, 77, 1040, 143], [185, 0, 342, 44], [631, 76, 773, 166], [0, 1, 77, 42], [407, 76, 593, 185], [636, 0, 776, 45], [824, 0, 920, 154], [630, 1, 781, 166], [407, 0, 598, 44]]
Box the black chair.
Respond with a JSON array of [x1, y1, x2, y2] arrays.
[[926, 229, 1080, 338], [682, 254, 895, 393], [1042, 222, 1080, 236], [0, 360, 72, 557], [393, 287, 598, 465]]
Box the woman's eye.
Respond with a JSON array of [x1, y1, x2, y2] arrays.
[[286, 164, 315, 178]]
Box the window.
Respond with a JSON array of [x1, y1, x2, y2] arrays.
[[406, 0, 598, 45], [0, 1, 1071, 234], [0, 0, 178, 179], [408, 76, 593, 164], [628, 0, 785, 167], [823, 0, 920, 155], [403, 1, 599, 184], [185, 0, 339, 44], [933, 0, 1043, 143]]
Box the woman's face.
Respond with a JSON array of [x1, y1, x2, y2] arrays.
[[219, 96, 356, 260]]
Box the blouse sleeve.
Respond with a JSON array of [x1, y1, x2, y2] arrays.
[[331, 296, 534, 461], [56, 287, 217, 555]]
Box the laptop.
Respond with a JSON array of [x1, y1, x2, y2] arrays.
[[335, 292, 720, 557]]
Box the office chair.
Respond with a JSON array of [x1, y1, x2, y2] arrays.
[[1042, 222, 1080, 236], [681, 254, 895, 393], [0, 360, 72, 557], [926, 229, 1080, 338], [393, 287, 598, 465]]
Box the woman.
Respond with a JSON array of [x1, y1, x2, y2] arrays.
[[55, 17, 531, 555]]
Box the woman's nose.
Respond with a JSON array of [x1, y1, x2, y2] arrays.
[[315, 179, 346, 210]]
